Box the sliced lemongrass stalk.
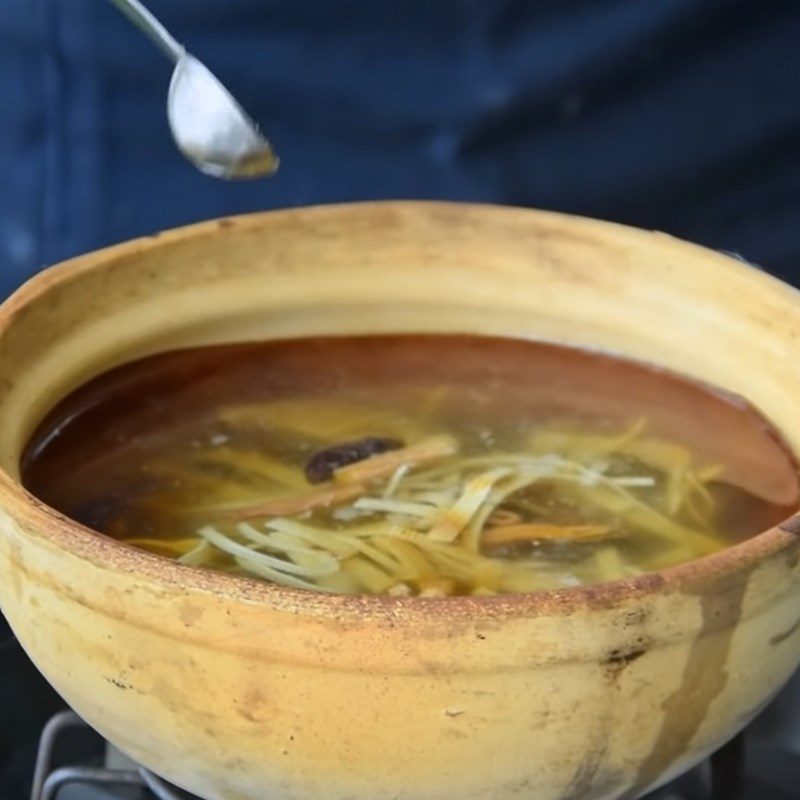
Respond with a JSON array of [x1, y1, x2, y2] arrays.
[[482, 523, 614, 549], [383, 463, 410, 498], [226, 481, 365, 520], [177, 539, 215, 566], [611, 476, 657, 487], [428, 468, 512, 543], [354, 497, 438, 518], [197, 525, 338, 578], [231, 555, 334, 592], [236, 523, 340, 571]]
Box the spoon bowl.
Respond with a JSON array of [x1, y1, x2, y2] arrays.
[[167, 54, 278, 179], [110, 0, 278, 179]]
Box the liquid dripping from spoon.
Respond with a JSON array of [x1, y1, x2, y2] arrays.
[[109, 0, 278, 179]]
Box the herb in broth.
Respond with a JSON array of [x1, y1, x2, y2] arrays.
[[21, 335, 799, 596], [113, 414, 728, 596]]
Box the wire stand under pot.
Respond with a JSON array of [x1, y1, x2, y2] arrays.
[[29, 709, 744, 800], [29, 711, 189, 800]]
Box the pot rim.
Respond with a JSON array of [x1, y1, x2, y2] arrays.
[[2, 200, 799, 620]]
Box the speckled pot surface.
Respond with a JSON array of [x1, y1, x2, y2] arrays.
[[0, 202, 798, 800]]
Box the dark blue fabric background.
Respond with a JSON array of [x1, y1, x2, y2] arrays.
[[3, 0, 800, 300]]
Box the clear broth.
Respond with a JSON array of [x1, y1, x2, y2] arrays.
[[22, 335, 800, 596]]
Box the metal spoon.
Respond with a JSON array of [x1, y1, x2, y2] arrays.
[[109, 0, 278, 179]]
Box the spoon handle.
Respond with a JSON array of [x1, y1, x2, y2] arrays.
[[108, 0, 185, 64]]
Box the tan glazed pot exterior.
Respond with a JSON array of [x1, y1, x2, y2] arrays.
[[0, 202, 799, 800]]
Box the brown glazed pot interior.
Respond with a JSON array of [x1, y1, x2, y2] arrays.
[[0, 202, 798, 800]]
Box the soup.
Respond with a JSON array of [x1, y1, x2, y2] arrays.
[[22, 335, 799, 596]]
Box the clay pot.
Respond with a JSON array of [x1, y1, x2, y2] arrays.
[[0, 202, 798, 800]]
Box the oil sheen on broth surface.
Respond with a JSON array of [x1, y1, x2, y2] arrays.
[[22, 335, 800, 597]]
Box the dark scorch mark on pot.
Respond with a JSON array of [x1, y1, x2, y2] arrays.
[[565, 643, 650, 797], [603, 645, 648, 671], [618, 574, 750, 799]]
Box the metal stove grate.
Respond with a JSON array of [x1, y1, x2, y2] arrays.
[[29, 711, 192, 800], [29, 709, 752, 800]]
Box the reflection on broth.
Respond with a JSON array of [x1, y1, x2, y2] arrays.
[[22, 335, 800, 596]]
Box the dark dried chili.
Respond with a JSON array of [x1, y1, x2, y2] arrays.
[[305, 437, 404, 483]]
